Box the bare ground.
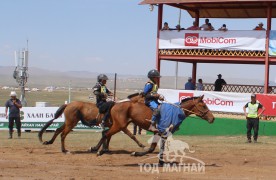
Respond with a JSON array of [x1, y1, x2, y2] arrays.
[[1, 131, 276, 180]]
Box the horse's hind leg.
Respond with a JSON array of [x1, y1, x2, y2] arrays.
[[43, 124, 65, 145], [60, 125, 74, 153], [122, 128, 146, 148]]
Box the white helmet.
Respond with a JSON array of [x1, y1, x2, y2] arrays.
[[10, 91, 17, 96]]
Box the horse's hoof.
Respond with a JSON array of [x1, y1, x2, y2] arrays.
[[90, 147, 97, 152], [139, 144, 146, 148], [43, 141, 49, 145], [102, 149, 110, 153], [62, 150, 70, 154], [97, 151, 103, 156], [143, 147, 149, 151], [130, 152, 136, 156]]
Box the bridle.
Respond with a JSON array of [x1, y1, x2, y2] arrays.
[[164, 98, 209, 118], [188, 99, 210, 118]]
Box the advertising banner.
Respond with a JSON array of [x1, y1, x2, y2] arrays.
[[0, 107, 100, 131], [256, 94, 276, 116], [159, 30, 266, 51], [269, 30, 276, 56], [158, 89, 276, 116]]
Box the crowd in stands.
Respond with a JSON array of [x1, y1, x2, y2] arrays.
[[161, 18, 266, 31], [184, 74, 227, 92]]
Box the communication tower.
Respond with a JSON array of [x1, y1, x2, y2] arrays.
[[13, 46, 29, 106]]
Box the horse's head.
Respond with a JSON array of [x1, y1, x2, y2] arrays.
[[127, 92, 145, 103], [180, 95, 215, 123]]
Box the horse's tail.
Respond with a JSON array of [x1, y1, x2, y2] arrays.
[[38, 104, 67, 143]]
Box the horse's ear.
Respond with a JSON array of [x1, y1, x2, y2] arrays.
[[200, 95, 204, 101]]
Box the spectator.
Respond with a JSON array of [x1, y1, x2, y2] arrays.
[[5, 91, 22, 139], [175, 24, 185, 32], [243, 93, 265, 143], [161, 22, 171, 31], [214, 74, 227, 91], [196, 79, 204, 91], [218, 24, 228, 31], [205, 23, 214, 31], [187, 21, 200, 30], [185, 77, 195, 90], [253, 22, 265, 30], [133, 124, 142, 135], [200, 18, 210, 30]]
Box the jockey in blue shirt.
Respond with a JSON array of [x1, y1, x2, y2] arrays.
[[143, 69, 164, 133]]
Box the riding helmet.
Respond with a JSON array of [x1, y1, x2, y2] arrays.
[[147, 69, 161, 78], [97, 74, 109, 82]]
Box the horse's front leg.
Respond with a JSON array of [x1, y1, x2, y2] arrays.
[[97, 124, 121, 156], [131, 133, 160, 156], [122, 128, 146, 149], [90, 129, 108, 152], [131, 142, 158, 156]]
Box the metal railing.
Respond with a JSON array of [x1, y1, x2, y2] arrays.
[[203, 83, 276, 94]]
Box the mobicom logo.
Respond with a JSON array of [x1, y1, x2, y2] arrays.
[[185, 33, 237, 46], [185, 33, 199, 46], [200, 37, 237, 44], [203, 98, 233, 106], [179, 93, 194, 102]]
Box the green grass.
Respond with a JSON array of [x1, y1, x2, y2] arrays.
[[0, 89, 133, 107]]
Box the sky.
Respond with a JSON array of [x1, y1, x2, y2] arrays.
[[0, 0, 275, 84]]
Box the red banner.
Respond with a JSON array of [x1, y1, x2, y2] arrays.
[[179, 92, 194, 102], [256, 94, 276, 116]]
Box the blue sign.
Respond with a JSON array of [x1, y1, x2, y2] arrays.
[[269, 31, 276, 56]]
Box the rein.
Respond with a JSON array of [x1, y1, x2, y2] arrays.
[[163, 98, 209, 118], [192, 99, 210, 117]]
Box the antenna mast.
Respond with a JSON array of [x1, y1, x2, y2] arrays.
[[13, 41, 29, 106]]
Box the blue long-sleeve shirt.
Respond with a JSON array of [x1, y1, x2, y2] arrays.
[[185, 82, 195, 90]]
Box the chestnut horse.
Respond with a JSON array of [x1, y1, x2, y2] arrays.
[[94, 95, 215, 156], [38, 93, 146, 153]]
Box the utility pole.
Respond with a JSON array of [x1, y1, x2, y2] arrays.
[[68, 80, 71, 103]]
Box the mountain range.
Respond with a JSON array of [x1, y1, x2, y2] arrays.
[[0, 66, 273, 90]]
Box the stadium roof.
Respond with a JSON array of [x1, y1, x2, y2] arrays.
[[139, 0, 276, 18]]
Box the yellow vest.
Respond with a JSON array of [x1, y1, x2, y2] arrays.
[[101, 85, 107, 94], [247, 103, 259, 118], [148, 81, 158, 93]]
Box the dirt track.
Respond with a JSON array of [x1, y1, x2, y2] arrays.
[[1, 131, 276, 180]]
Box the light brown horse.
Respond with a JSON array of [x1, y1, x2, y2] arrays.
[[38, 93, 146, 153], [94, 95, 215, 156]]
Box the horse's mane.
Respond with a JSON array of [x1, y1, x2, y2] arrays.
[[127, 92, 144, 99], [180, 96, 201, 103]]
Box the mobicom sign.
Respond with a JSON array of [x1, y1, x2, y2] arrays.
[[185, 33, 237, 46], [179, 93, 234, 106]]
